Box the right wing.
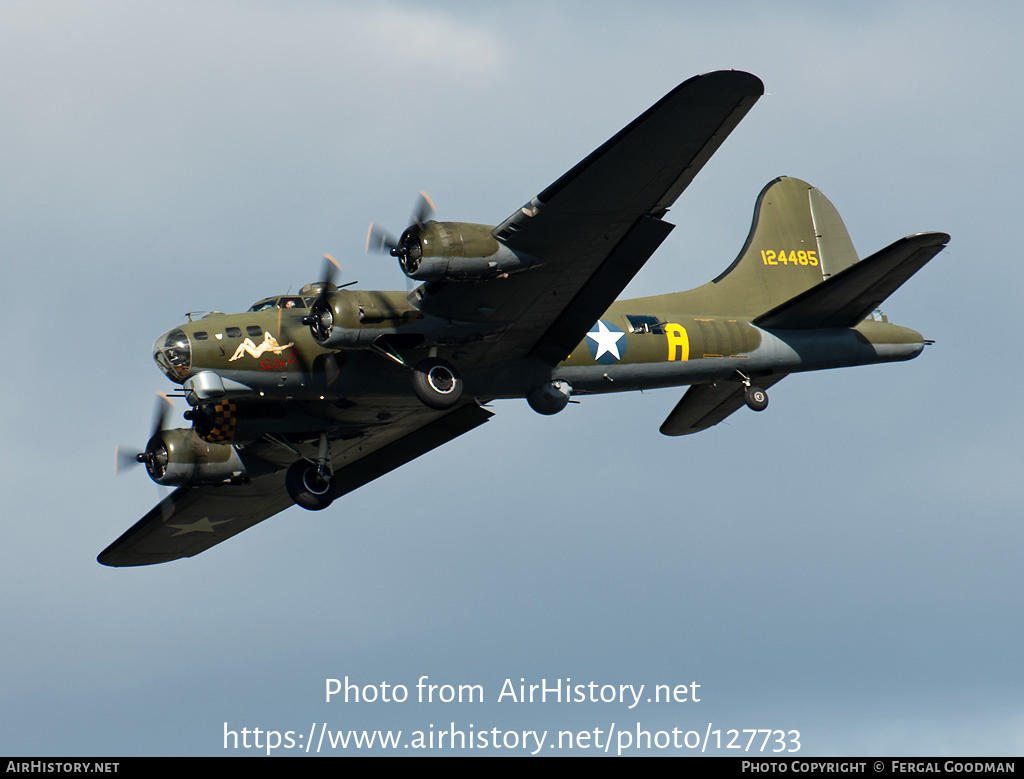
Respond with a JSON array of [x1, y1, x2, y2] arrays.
[[98, 404, 493, 567], [660, 375, 787, 436]]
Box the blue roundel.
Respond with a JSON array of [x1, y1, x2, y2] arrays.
[[585, 320, 627, 365]]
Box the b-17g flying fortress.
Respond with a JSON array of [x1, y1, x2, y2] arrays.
[[102, 70, 946, 567]]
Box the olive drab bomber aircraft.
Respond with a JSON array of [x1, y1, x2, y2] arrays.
[[100, 70, 947, 567]]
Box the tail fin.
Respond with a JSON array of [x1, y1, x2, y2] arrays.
[[678, 177, 860, 315]]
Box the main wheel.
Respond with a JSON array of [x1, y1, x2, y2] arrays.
[[285, 460, 335, 511], [744, 386, 769, 412], [411, 358, 463, 410]]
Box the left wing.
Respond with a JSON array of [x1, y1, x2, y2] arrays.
[[98, 404, 493, 567], [420, 71, 764, 365]]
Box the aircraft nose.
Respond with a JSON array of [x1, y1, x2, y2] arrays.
[[152, 328, 192, 383]]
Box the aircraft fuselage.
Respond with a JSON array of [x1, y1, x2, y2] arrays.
[[154, 292, 924, 419]]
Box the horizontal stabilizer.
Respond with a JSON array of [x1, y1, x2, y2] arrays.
[[660, 375, 786, 436], [753, 232, 948, 330]]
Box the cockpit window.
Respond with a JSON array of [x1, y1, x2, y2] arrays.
[[247, 298, 278, 312], [152, 328, 191, 383], [247, 296, 307, 312]]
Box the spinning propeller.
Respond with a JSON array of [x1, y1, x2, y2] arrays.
[[290, 253, 344, 386], [300, 253, 343, 343], [114, 393, 175, 476], [366, 191, 435, 277]]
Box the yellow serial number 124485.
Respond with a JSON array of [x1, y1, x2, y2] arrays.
[[761, 249, 818, 266]]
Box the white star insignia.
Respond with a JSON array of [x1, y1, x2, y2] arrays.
[[169, 516, 230, 536], [586, 320, 625, 361]]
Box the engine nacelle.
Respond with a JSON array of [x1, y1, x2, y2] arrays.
[[142, 428, 247, 487], [393, 221, 539, 282], [527, 380, 573, 415], [304, 289, 422, 349], [304, 287, 498, 351], [186, 398, 337, 444]]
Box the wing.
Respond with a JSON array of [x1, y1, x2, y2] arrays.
[[659, 375, 787, 436], [419, 71, 764, 365], [98, 404, 493, 567]]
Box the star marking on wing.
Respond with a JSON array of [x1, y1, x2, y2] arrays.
[[169, 516, 231, 536], [586, 320, 626, 362]]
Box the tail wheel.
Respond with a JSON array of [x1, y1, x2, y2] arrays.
[[285, 460, 335, 511], [744, 386, 769, 412], [411, 358, 463, 410]]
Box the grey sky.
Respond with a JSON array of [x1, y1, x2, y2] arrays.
[[2, 0, 1021, 756]]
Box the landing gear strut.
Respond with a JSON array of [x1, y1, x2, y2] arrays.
[[285, 433, 335, 511]]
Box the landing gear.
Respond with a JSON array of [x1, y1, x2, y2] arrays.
[[368, 343, 464, 411], [737, 370, 769, 412], [285, 461, 335, 510], [744, 386, 769, 412], [285, 432, 335, 511], [411, 358, 463, 410]]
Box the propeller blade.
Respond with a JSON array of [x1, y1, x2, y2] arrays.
[[116, 393, 175, 476], [114, 445, 141, 475], [300, 252, 346, 346], [324, 353, 341, 387], [312, 253, 342, 299], [366, 223, 399, 254], [323, 253, 342, 279], [367, 191, 437, 267], [412, 190, 435, 227], [306, 252, 342, 320], [150, 392, 175, 441]]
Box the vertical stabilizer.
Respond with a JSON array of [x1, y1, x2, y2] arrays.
[[670, 177, 859, 316]]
